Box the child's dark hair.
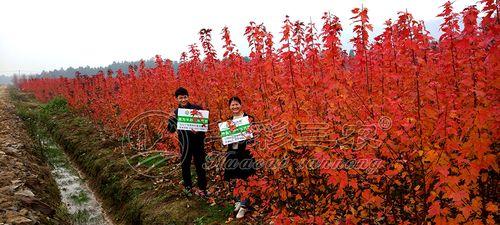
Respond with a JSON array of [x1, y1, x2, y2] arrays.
[[174, 87, 189, 97], [228, 96, 242, 106]]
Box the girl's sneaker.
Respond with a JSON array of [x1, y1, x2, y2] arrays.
[[236, 207, 247, 219], [194, 189, 208, 198], [233, 202, 241, 212]]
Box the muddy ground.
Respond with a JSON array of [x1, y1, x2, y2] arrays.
[[0, 85, 69, 224]]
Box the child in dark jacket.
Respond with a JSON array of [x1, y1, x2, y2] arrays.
[[167, 87, 207, 196]]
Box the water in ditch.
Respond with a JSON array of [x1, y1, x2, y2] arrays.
[[40, 135, 112, 225]]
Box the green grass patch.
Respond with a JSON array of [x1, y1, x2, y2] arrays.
[[72, 209, 91, 223], [195, 201, 233, 225], [70, 190, 90, 205]]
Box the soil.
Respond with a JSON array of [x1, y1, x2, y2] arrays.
[[0, 85, 69, 225]]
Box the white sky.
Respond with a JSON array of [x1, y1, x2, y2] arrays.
[[0, 0, 473, 76]]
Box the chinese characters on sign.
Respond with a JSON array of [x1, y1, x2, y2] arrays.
[[218, 116, 253, 145], [177, 108, 209, 132]]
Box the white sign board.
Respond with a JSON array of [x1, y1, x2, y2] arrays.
[[218, 116, 253, 145], [177, 108, 209, 132]]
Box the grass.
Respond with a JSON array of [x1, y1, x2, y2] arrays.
[[70, 190, 90, 205], [42, 140, 72, 169], [72, 209, 91, 223], [194, 201, 234, 225], [40, 96, 69, 115]]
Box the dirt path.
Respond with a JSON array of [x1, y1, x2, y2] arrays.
[[0, 85, 67, 224]]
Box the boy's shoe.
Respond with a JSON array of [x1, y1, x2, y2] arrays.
[[194, 189, 208, 198], [233, 202, 241, 212], [236, 207, 247, 219]]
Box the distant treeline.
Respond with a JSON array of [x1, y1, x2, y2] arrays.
[[37, 58, 180, 78], [0, 75, 13, 85], [14, 55, 254, 80]]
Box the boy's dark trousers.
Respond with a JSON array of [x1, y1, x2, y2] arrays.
[[166, 102, 208, 191], [180, 139, 207, 190]]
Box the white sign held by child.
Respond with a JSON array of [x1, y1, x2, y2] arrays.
[[177, 108, 209, 132]]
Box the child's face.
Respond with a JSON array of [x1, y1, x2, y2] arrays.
[[230, 101, 242, 115], [176, 95, 189, 107]]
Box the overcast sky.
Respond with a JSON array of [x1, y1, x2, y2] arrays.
[[0, 0, 473, 76]]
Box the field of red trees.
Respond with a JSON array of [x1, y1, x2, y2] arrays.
[[17, 1, 498, 224]]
